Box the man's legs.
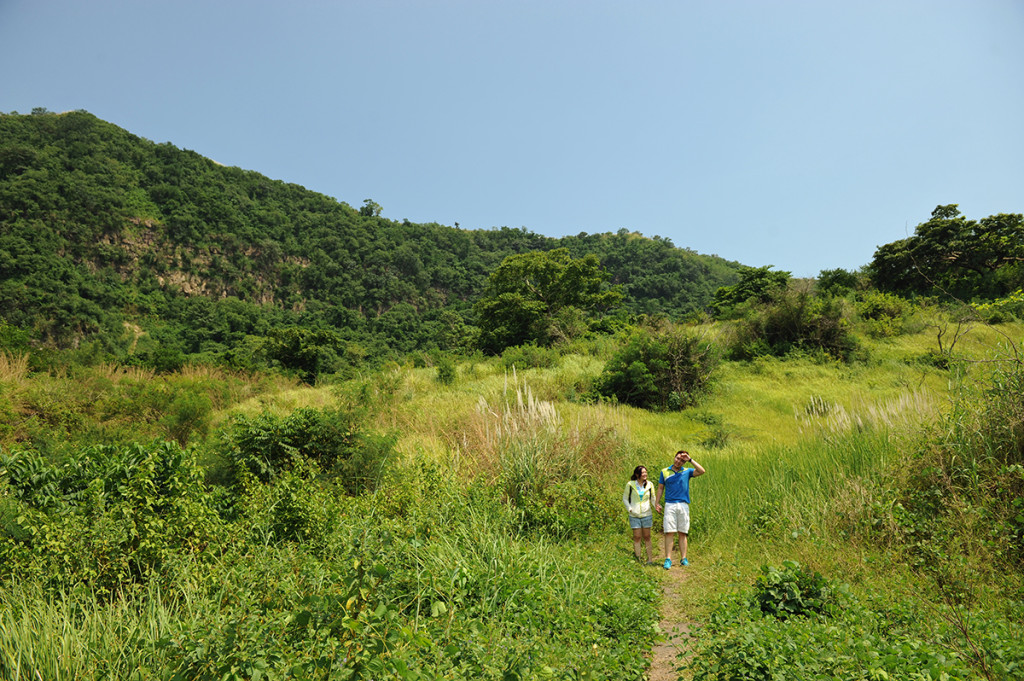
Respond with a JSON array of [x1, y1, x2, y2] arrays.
[[663, 532, 679, 561], [680, 532, 688, 563]]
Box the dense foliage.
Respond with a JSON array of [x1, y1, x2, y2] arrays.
[[686, 561, 992, 680], [595, 325, 718, 410], [0, 110, 740, 372], [709, 265, 791, 318], [0, 361, 660, 680], [474, 248, 623, 352], [868, 204, 1024, 301], [727, 288, 859, 362], [684, 351, 1024, 680]]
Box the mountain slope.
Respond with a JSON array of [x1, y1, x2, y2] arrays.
[[0, 110, 740, 363]]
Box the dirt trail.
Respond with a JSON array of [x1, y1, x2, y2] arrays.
[[648, 564, 693, 681]]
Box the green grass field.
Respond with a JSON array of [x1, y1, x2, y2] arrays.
[[1, 319, 1022, 679]]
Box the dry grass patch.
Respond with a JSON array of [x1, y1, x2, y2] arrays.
[[0, 352, 30, 384]]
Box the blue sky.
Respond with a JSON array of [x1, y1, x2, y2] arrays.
[[2, 0, 1021, 277]]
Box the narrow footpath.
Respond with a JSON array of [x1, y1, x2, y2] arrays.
[[647, 564, 693, 681]]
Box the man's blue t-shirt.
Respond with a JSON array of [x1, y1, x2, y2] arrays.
[[659, 466, 696, 504]]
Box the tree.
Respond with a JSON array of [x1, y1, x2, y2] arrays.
[[359, 199, 382, 217], [596, 326, 718, 410], [710, 266, 791, 318], [261, 327, 341, 384], [816, 268, 862, 296], [475, 248, 622, 352], [868, 205, 1024, 300]]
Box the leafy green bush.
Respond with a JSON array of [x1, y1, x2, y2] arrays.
[[436, 355, 457, 384], [728, 289, 860, 362], [685, 567, 987, 681], [753, 560, 840, 619], [511, 479, 616, 540], [973, 289, 1024, 324], [857, 290, 913, 338], [219, 406, 395, 494], [499, 342, 561, 370], [687, 598, 974, 681], [235, 460, 337, 544], [0, 442, 220, 592], [159, 390, 213, 446], [596, 326, 718, 410]]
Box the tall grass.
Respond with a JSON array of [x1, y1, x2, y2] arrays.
[[443, 368, 624, 488], [0, 583, 177, 680], [695, 429, 896, 541], [0, 352, 30, 384]]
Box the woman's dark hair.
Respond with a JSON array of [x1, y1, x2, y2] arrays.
[[630, 465, 647, 481]]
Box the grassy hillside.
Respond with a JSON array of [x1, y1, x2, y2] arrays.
[[3, 310, 1021, 679]]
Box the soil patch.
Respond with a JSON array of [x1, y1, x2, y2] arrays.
[[648, 563, 694, 681]]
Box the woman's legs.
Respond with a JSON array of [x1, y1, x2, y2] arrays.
[[632, 527, 643, 560], [641, 527, 653, 562]]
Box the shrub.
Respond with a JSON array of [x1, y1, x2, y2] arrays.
[[753, 560, 840, 619], [512, 479, 617, 539], [235, 459, 336, 544], [686, 589, 974, 681], [497, 438, 617, 539], [729, 289, 859, 362], [972, 289, 1024, 323], [219, 406, 395, 494], [856, 290, 912, 338], [220, 407, 358, 483], [436, 355, 457, 385], [500, 342, 560, 370], [159, 390, 213, 446], [0, 442, 220, 592], [331, 430, 397, 496], [596, 326, 718, 410]]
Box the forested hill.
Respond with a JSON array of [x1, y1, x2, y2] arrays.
[[0, 110, 740, 368]]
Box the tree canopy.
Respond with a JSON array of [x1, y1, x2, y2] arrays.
[[475, 249, 622, 352], [868, 205, 1024, 300], [709, 265, 791, 318]]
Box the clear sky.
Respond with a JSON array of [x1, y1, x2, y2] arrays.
[[2, 0, 1021, 277]]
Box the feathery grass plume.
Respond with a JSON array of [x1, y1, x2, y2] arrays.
[[795, 389, 937, 437], [442, 369, 623, 537], [453, 367, 620, 481]]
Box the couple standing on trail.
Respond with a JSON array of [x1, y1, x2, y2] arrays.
[[622, 450, 707, 569]]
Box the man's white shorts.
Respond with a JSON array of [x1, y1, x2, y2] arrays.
[[663, 501, 690, 534]]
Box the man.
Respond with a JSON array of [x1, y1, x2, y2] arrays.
[[655, 450, 706, 569]]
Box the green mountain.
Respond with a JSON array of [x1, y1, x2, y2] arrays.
[[0, 110, 740, 367]]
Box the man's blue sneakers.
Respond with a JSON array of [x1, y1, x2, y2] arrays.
[[663, 558, 671, 570], [682, 558, 689, 566]]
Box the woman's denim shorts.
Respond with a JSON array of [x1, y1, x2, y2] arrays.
[[629, 515, 653, 529]]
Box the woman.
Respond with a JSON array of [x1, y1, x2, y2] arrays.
[[623, 465, 657, 564]]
